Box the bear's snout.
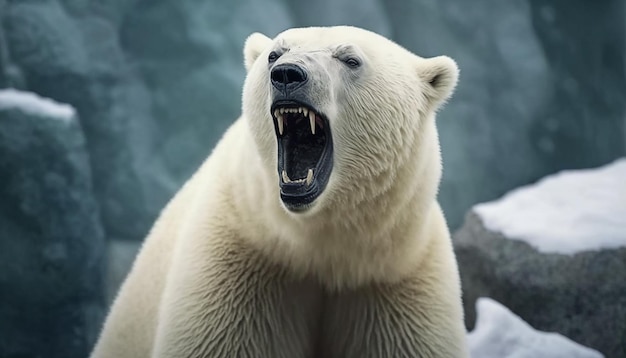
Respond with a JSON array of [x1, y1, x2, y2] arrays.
[[271, 63, 308, 94]]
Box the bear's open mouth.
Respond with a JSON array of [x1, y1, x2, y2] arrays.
[[271, 100, 333, 211]]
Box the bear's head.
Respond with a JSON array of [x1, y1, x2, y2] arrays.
[[242, 26, 458, 216]]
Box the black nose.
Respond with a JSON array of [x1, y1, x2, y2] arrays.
[[271, 64, 307, 91]]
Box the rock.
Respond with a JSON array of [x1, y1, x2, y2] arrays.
[[286, 0, 391, 35], [3, 0, 162, 240], [105, 239, 141, 305], [454, 160, 626, 357], [119, 0, 293, 185], [0, 89, 105, 358], [383, 0, 626, 229], [2, 0, 625, 238], [468, 297, 603, 358]]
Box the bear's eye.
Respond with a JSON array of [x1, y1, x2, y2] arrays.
[[268, 51, 280, 63], [343, 57, 361, 68]]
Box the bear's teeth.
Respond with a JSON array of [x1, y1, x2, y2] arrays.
[[274, 107, 317, 135], [274, 110, 284, 135], [282, 169, 312, 185], [309, 111, 316, 135], [282, 170, 290, 183]]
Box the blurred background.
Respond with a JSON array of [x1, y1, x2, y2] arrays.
[[0, 0, 624, 357]]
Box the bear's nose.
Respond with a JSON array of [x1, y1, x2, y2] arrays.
[[271, 64, 308, 91]]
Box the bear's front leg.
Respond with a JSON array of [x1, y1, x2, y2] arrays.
[[151, 235, 322, 358]]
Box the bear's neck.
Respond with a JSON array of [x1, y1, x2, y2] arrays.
[[231, 118, 444, 289]]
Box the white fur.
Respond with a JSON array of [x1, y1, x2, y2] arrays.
[[91, 26, 467, 358]]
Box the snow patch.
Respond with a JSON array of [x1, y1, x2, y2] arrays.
[[473, 159, 626, 254], [468, 297, 604, 358], [0, 89, 76, 121]]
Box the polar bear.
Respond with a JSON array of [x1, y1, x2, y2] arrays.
[[91, 26, 467, 358]]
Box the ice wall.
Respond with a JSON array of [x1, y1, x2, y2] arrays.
[[2, 0, 624, 237]]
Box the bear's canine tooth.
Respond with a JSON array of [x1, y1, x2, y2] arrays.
[[306, 169, 313, 186], [309, 111, 316, 135], [277, 115, 284, 135], [274, 110, 284, 135], [281, 170, 290, 183]]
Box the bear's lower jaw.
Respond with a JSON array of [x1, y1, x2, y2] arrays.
[[279, 147, 333, 212], [271, 100, 333, 212]]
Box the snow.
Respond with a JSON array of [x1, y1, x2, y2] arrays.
[[468, 297, 604, 358], [0, 89, 76, 121], [473, 159, 626, 254]]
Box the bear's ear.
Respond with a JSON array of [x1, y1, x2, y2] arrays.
[[418, 56, 459, 106], [244, 32, 273, 72]]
